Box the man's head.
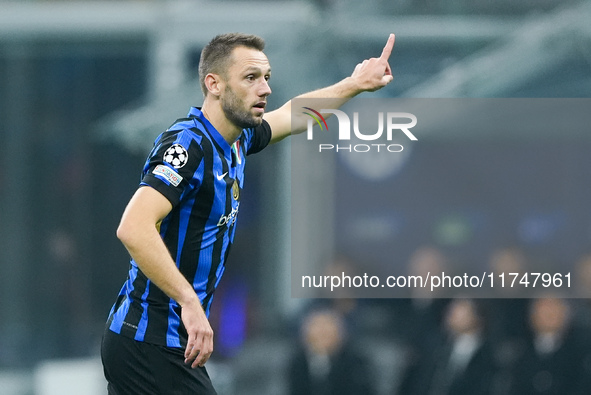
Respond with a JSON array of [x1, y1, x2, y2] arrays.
[[445, 298, 486, 336], [301, 309, 346, 356], [199, 33, 266, 96], [530, 297, 570, 336], [199, 33, 271, 129]]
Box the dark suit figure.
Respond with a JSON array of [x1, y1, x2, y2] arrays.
[[399, 299, 498, 395], [510, 298, 591, 395], [288, 309, 375, 395]]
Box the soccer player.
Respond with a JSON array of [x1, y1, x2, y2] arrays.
[[101, 32, 395, 394]]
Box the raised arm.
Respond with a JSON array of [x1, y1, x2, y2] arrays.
[[116, 186, 213, 368], [264, 33, 395, 144]]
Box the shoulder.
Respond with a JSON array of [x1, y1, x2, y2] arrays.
[[243, 119, 272, 156], [152, 118, 212, 157], [164, 117, 209, 145]]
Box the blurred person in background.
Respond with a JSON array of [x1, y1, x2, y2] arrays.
[[302, 255, 370, 338], [572, 253, 591, 333], [509, 297, 591, 395], [395, 245, 451, 394], [481, 246, 531, 373], [288, 308, 376, 395], [398, 298, 497, 395], [101, 32, 396, 394], [573, 253, 591, 298], [319, 255, 361, 318]]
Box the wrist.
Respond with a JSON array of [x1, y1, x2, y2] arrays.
[[341, 76, 365, 97], [178, 290, 201, 309]]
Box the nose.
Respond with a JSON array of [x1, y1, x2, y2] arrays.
[[259, 79, 271, 96]]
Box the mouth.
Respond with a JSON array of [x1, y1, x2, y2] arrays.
[[252, 101, 266, 114]]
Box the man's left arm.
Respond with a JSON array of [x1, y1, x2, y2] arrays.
[[264, 33, 395, 144]]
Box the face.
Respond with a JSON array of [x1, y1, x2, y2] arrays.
[[219, 46, 272, 129], [530, 298, 569, 335], [445, 299, 480, 335], [303, 312, 343, 355]]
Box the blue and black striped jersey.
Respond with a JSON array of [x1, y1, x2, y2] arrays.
[[107, 107, 271, 348]]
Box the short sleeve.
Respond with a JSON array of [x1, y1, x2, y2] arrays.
[[140, 131, 204, 207], [245, 119, 272, 156]]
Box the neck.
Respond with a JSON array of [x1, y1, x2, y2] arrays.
[[201, 99, 242, 145]]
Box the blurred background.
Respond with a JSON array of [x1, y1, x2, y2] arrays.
[[1, 0, 591, 394]]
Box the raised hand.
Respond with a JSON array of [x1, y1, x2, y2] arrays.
[[351, 33, 395, 92]]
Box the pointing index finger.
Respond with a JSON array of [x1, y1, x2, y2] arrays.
[[380, 33, 395, 61]]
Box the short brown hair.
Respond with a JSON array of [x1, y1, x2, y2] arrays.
[[198, 33, 265, 96]]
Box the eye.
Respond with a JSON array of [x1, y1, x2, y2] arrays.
[[246, 74, 255, 81], [264, 74, 271, 81]]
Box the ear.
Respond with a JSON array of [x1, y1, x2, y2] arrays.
[[204, 73, 223, 97]]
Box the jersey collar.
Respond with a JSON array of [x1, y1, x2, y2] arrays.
[[189, 107, 233, 160]]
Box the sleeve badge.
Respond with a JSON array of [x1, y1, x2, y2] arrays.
[[163, 144, 189, 169]]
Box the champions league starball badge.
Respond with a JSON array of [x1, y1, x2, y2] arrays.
[[163, 144, 189, 169]]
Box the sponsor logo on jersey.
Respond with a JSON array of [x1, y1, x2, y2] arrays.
[[217, 203, 240, 227]]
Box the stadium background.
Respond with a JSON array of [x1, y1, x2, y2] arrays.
[[0, 0, 590, 394]]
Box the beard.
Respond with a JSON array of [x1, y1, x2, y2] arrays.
[[220, 85, 262, 129]]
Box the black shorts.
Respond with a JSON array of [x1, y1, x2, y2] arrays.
[[101, 328, 217, 395]]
